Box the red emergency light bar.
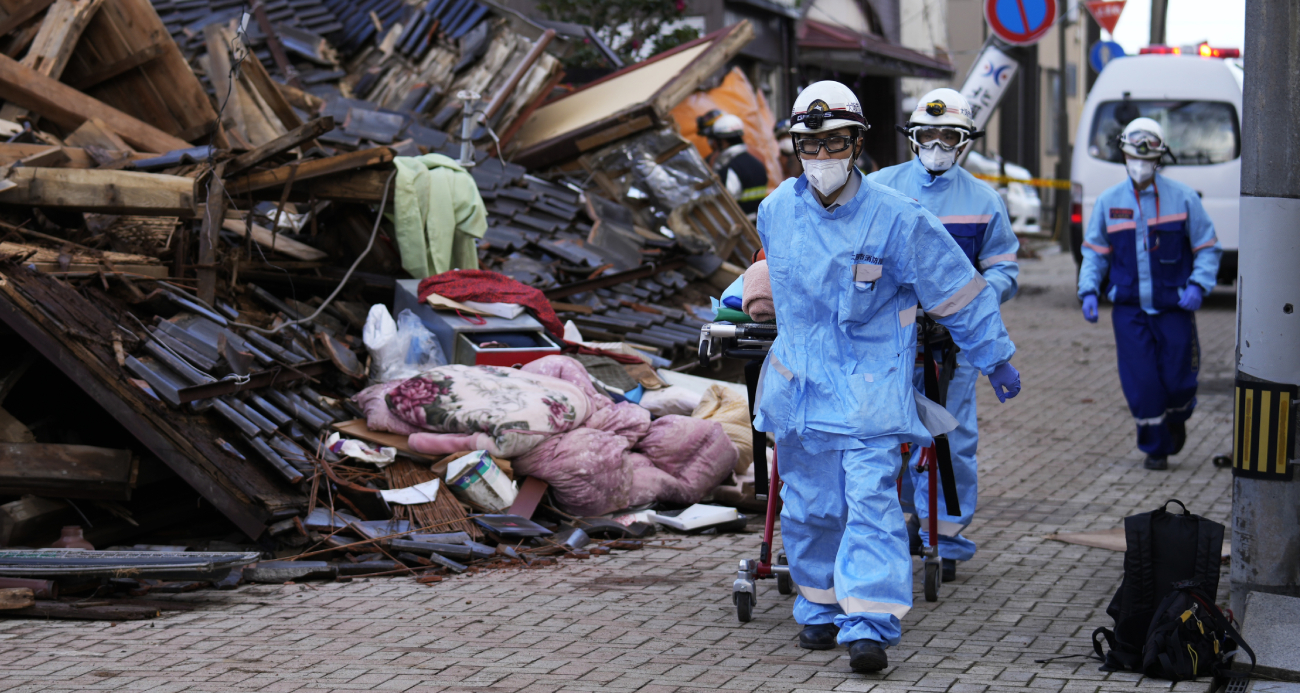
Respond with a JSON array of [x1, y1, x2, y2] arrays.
[[1140, 43, 1240, 58]]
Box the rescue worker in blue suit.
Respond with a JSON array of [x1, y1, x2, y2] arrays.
[[750, 81, 1022, 673], [867, 88, 1020, 584], [1077, 117, 1222, 470]]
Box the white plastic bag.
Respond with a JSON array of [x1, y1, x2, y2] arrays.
[[362, 305, 446, 383]]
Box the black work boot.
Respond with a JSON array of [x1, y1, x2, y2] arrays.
[[848, 639, 888, 672], [906, 513, 922, 556], [1169, 419, 1187, 455], [942, 558, 957, 582], [798, 623, 839, 650], [1144, 455, 1169, 470]]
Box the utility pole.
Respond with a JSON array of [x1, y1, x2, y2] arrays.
[[1149, 0, 1168, 44], [1230, 0, 1300, 619], [1054, 5, 1072, 251]]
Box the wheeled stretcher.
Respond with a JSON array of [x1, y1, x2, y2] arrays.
[[698, 314, 961, 623]]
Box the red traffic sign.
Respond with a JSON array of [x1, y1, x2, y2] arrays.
[[984, 0, 1057, 46], [1084, 0, 1127, 35]]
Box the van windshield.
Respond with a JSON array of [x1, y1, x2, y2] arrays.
[[1087, 100, 1240, 165]]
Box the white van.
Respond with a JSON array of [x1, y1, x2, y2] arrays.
[[1069, 52, 1243, 284]]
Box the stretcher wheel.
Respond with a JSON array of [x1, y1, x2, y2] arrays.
[[735, 591, 754, 622], [924, 562, 940, 602], [776, 555, 792, 595]]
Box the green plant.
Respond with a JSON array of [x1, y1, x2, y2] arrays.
[[537, 0, 701, 69]]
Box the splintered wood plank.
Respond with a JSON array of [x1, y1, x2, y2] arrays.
[[224, 116, 334, 177], [63, 117, 132, 151], [64, 40, 165, 91], [0, 142, 153, 167], [0, 0, 106, 122], [221, 219, 327, 261], [61, 0, 215, 143], [0, 52, 188, 152], [0, 167, 196, 215]]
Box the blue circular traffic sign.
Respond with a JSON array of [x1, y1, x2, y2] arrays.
[[985, 0, 1057, 45], [1089, 40, 1126, 72]]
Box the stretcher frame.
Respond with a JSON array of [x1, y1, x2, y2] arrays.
[[698, 316, 961, 623]]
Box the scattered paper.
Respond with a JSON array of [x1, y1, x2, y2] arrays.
[[380, 479, 441, 505], [326, 432, 397, 467]]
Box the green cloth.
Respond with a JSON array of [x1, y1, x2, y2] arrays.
[[714, 307, 773, 324], [393, 154, 487, 278]]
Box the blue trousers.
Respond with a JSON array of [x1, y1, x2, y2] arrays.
[[900, 353, 979, 561], [1111, 304, 1199, 457], [779, 437, 911, 646]]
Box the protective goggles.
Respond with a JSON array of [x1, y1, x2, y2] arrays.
[[907, 126, 972, 151], [793, 134, 855, 155], [1119, 130, 1167, 157]]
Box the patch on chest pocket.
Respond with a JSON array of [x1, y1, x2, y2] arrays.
[[853, 263, 882, 282]]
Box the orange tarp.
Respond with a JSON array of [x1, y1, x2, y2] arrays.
[[671, 67, 782, 192]]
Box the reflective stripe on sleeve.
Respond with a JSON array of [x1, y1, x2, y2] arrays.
[[770, 354, 793, 381], [899, 304, 918, 327], [1136, 415, 1165, 426], [926, 274, 988, 317], [1193, 238, 1219, 252], [795, 582, 838, 605], [938, 214, 993, 224], [936, 519, 967, 537], [839, 597, 911, 620], [739, 186, 769, 202], [1083, 241, 1111, 255], [980, 253, 1017, 269]]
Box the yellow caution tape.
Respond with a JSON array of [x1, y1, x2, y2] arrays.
[[971, 172, 1073, 190]]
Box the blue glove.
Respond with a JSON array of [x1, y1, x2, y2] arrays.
[[989, 362, 1021, 403], [1081, 294, 1098, 323], [1178, 284, 1204, 312]]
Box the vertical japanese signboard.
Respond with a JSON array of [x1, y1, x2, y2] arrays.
[[958, 42, 1019, 132]]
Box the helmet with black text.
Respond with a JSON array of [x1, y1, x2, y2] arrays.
[[789, 81, 869, 195]]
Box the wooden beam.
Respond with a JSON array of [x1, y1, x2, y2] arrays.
[[0, 443, 135, 500], [13, 145, 67, 168], [64, 40, 166, 91], [0, 142, 154, 167], [221, 218, 327, 261], [0, 0, 106, 122], [238, 35, 304, 132], [226, 148, 393, 196], [223, 116, 334, 177], [0, 167, 196, 215], [0, 52, 189, 153], [0, 0, 54, 41], [245, 169, 395, 204], [0, 588, 35, 610], [197, 162, 225, 306]]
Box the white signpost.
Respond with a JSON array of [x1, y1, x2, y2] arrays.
[[959, 42, 1020, 132]]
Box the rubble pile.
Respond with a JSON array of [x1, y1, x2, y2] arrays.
[[0, 0, 765, 617]]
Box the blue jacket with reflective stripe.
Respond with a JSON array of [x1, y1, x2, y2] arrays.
[[753, 172, 1016, 454], [1077, 172, 1221, 313], [868, 158, 1020, 303]]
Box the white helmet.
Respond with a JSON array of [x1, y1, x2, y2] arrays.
[[907, 88, 975, 131], [711, 113, 744, 139], [790, 81, 869, 135], [1118, 117, 1169, 160]]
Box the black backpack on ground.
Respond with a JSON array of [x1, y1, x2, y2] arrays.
[[1091, 499, 1255, 681]]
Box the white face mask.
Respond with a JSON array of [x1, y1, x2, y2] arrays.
[[1126, 158, 1157, 185], [802, 157, 853, 197], [918, 143, 958, 172]]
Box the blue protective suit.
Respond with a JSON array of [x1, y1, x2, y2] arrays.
[[867, 158, 1020, 562], [756, 170, 1016, 646], [1077, 173, 1221, 456]]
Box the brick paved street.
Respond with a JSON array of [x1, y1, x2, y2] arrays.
[[0, 248, 1239, 693]]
